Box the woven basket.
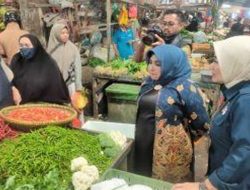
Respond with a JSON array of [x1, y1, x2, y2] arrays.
[[0, 104, 77, 132]]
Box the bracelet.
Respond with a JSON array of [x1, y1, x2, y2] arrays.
[[199, 182, 208, 190]]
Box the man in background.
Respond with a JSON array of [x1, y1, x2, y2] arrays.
[[134, 9, 189, 62], [0, 11, 28, 65], [227, 17, 244, 38]]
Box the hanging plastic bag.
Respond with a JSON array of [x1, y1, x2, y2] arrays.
[[111, 3, 120, 22], [128, 5, 137, 19], [118, 5, 128, 26]]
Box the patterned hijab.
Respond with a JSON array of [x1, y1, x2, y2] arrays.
[[213, 36, 250, 88], [140, 44, 191, 95], [47, 23, 77, 81]]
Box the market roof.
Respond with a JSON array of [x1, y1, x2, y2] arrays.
[[156, 0, 213, 9], [222, 0, 250, 7]]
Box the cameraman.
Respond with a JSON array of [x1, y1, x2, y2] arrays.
[[134, 9, 188, 62]]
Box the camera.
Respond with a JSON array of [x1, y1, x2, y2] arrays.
[[142, 25, 166, 46]]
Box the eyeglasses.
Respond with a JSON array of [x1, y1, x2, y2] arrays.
[[160, 21, 177, 27]]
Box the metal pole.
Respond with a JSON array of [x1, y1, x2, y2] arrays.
[[106, 0, 112, 62]]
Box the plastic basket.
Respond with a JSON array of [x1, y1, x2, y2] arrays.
[[82, 120, 135, 139], [100, 169, 173, 190]]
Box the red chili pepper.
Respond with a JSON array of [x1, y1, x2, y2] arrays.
[[6, 107, 72, 123], [0, 119, 19, 141]]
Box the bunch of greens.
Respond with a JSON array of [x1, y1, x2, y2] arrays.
[[94, 58, 148, 79], [1, 169, 65, 190], [0, 126, 112, 189], [98, 133, 121, 158], [109, 58, 146, 74], [180, 29, 193, 39], [88, 57, 106, 68]]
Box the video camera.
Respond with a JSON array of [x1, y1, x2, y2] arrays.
[[142, 25, 166, 46]]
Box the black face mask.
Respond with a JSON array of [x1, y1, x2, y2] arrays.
[[20, 48, 36, 59]]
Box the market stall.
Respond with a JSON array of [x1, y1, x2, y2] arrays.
[[0, 104, 174, 189], [0, 0, 226, 188], [92, 61, 220, 119]]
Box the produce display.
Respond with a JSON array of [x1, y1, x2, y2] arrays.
[[94, 59, 148, 80], [71, 156, 99, 190], [0, 126, 112, 189], [191, 55, 210, 72], [0, 104, 77, 127], [98, 131, 127, 158], [0, 119, 19, 141], [88, 57, 106, 68]]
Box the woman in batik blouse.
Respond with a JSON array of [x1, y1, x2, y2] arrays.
[[133, 44, 209, 183]]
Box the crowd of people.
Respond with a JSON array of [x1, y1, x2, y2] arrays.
[[1, 8, 250, 190], [0, 11, 83, 119]]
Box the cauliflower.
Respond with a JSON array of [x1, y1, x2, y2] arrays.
[[72, 171, 94, 190], [71, 156, 88, 172], [81, 165, 99, 181], [71, 156, 100, 190], [109, 131, 127, 148]]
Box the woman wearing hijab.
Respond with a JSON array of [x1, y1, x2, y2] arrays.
[[47, 23, 84, 121], [173, 36, 250, 190], [47, 23, 82, 96], [133, 44, 209, 183], [10, 34, 70, 104]]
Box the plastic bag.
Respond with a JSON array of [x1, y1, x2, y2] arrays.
[[118, 5, 128, 26], [128, 5, 137, 19]]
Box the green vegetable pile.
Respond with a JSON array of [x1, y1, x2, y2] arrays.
[[98, 133, 121, 158], [95, 58, 148, 80], [0, 126, 112, 189], [88, 57, 106, 68]]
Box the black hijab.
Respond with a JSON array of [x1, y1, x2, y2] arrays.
[[10, 34, 70, 104], [0, 59, 14, 109]]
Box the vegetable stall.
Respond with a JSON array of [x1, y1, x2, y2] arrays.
[[0, 103, 172, 190]]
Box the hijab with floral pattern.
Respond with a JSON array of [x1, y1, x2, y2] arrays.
[[140, 44, 191, 95]]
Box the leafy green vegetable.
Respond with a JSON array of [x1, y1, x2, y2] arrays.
[[180, 29, 193, 39], [0, 126, 112, 189], [98, 133, 117, 148], [103, 146, 121, 158], [88, 57, 106, 68], [98, 133, 121, 158], [3, 176, 15, 190], [95, 58, 147, 78]]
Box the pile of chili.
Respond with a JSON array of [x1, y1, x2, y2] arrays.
[[0, 118, 19, 141]]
